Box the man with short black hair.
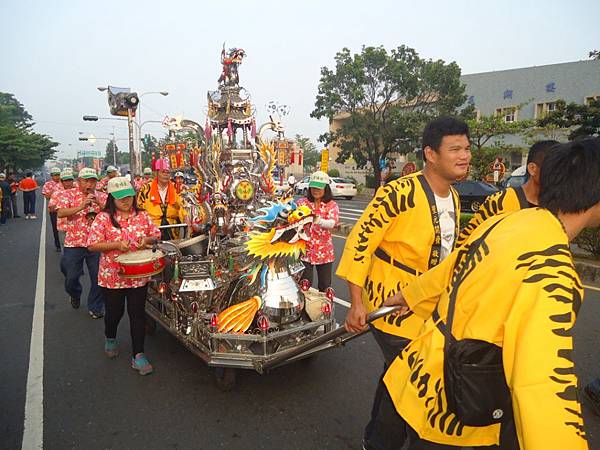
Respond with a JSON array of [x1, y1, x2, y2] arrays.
[[456, 139, 559, 246], [337, 116, 471, 450], [381, 138, 600, 449]]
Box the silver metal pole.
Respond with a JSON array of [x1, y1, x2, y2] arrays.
[[127, 108, 139, 176]]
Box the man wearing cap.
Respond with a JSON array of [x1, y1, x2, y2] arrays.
[[49, 168, 76, 239], [137, 158, 186, 240], [97, 165, 120, 192], [173, 171, 187, 194], [43, 167, 64, 251], [56, 167, 108, 318]]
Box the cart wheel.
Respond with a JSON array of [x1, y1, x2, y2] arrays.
[[145, 315, 157, 336], [214, 367, 237, 392]]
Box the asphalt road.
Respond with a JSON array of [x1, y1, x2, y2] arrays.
[[3, 191, 600, 450]]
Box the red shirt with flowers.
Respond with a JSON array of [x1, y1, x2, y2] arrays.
[[87, 211, 161, 289], [49, 187, 74, 230], [55, 189, 107, 247], [42, 180, 62, 198], [297, 198, 339, 265]]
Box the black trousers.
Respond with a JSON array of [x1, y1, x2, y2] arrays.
[[301, 261, 332, 292], [49, 211, 61, 248], [102, 285, 148, 356], [23, 191, 36, 215]]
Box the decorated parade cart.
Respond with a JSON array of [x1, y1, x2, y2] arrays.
[[123, 46, 397, 390]]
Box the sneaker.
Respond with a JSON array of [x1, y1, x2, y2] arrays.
[[89, 310, 104, 319], [104, 338, 119, 358], [131, 353, 154, 375], [70, 296, 80, 309], [24, 216, 30, 220], [30, 215, 37, 219]]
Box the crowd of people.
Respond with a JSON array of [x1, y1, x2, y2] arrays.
[[33, 161, 183, 376], [3, 118, 599, 447]]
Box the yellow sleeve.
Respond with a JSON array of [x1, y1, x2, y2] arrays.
[[503, 269, 587, 450], [400, 250, 458, 318], [455, 190, 504, 247], [335, 182, 403, 288]]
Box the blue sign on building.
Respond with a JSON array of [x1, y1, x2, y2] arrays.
[[503, 90, 513, 99], [546, 82, 556, 93]]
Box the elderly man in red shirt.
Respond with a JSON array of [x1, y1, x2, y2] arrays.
[[56, 167, 107, 318], [42, 167, 63, 251]]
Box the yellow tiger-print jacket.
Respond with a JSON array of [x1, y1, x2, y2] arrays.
[[336, 171, 460, 338], [384, 208, 586, 449], [455, 186, 531, 247]]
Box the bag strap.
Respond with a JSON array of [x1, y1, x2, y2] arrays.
[[441, 218, 507, 353]]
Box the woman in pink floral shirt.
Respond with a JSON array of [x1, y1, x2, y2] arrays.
[[88, 177, 161, 376], [297, 171, 339, 292]]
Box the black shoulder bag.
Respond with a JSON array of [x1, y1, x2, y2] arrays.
[[439, 221, 512, 427]]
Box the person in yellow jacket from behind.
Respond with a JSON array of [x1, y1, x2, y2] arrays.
[[380, 138, 600, 450], [136, 158, 185, 240], [337, 117, 470, 450], [456, 139, 559, 246]]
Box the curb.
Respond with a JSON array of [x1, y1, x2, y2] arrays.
[[335, 222, 600, 284]]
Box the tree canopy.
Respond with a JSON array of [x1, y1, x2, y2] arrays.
[[537, 98, 600, 140], [311, 45, 468, 182], [0, 92, 58, 171], [294, 134, 319, 173]]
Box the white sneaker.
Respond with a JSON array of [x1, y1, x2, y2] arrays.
[[24, 216, 30, 220], [30, 215, 37, 219]]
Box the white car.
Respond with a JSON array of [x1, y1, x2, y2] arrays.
[[329, 178, 357, 200], [294, 176, 310, 195], [295, 176, 357, 200]]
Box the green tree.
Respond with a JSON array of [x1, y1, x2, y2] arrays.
[[537, 99, 600, 140], [294, 134, 320, 173], [0, 93, 58, 171], [141, 134, 159, 168], [311, 45, 468, 183], [466, 113, 533, 179], [105, 140, 119, 165]]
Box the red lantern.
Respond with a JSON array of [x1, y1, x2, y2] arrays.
[[290, 150, 295, 164], [298, 150, 303, 165]]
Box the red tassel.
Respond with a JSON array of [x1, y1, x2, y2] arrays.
[[290, 150, 295, 164], [298, 150, 303, 165]]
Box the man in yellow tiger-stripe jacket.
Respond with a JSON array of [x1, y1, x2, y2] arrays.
[[336, 117, 471, 450], [381, 138, 600, 450], [455, 140, 558, 247]]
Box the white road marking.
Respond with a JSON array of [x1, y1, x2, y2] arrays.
[[22, 199, 46, 450], [338, 207, 365, 213], [585, 285, 600, 292]]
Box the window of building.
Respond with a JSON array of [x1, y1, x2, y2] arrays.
[[584, 95, 600, 106], [535, 101, 558, 119], [496, 107, 517, 123]]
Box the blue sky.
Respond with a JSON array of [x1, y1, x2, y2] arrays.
[[1, 0, 599, 159]]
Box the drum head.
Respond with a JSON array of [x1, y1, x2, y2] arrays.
[[116, 249, 165, 264]]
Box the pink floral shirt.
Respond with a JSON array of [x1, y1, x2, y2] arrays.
[[96, 176, 110, 192], [297, 198, 339, 265], [42, 180, 62, 198], [48, 187, 73, 231], [55, 189, 107, 247], [87, 211, 161, 289]]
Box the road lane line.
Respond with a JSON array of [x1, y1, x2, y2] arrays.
[[338, 207, 365, 213], [22, 199, 46, 450], [585, 285, 600, 292]]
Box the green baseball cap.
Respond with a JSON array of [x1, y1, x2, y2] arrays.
[[107, 176, 136, 199], [78, 167, 99, 180], [308, 171, 330, 189], [60, 168, 74, 180], [50, 167, 61, 175]]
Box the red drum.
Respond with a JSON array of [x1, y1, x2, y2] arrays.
[[116, 249, 166, 279]]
